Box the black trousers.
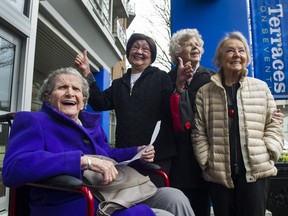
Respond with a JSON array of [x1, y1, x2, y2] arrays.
[[181, 187, 211, 216], [209, 175, 271, 216]]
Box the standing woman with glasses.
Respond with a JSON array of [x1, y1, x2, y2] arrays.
[[192, 31, 284, 216], [74, 33, 179, 178], [168, 29, 215, 216]]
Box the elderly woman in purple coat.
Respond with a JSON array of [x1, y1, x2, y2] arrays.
[[2, 67, 194, 216]]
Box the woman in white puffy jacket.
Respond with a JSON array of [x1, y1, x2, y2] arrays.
[[192, 31, 284, 216]]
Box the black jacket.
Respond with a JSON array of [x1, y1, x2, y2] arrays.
[[88, 66, 177, 161], [168, 65, 215, 188]]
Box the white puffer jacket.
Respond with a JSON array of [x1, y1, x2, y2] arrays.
[[192, 69, 284, 188]]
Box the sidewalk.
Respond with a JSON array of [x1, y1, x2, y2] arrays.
[[210, 208, 272, 215]]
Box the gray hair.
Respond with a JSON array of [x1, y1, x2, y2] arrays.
[[39, 67, 89, 102], [214, 31, 251, 68], [169, 28, 204, 64]]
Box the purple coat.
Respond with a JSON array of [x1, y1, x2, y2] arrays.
[[2, 103, 156, 216]]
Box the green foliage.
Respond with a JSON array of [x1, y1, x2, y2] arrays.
[[278, 152, 288, 163]]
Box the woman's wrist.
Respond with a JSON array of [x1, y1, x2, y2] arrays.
[[173, 88, 183, 94], [85, 72, 96, 85], [81, 68, 91, 78], [81, 156, 92, 170], [175, 82, 185, 93]]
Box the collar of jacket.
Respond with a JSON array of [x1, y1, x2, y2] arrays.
[[170, 64, 212, 82], [211, 68, 248, 87], [122, 65, 161, 84], [41, 102, 102, 129], [173, 63, 206, 73]]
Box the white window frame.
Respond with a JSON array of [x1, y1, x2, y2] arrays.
[[0, 27, 22, 215]]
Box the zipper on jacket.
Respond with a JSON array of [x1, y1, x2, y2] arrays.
[[232, 84, 239, 175], [227, 84, 239, 175]]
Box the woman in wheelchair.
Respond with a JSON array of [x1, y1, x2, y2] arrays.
[[2, 67, 194, 216]]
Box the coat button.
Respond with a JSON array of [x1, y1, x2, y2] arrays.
[[83, 138, 90, 144]]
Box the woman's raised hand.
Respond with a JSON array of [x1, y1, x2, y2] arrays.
[[74, 50, 91, 77]]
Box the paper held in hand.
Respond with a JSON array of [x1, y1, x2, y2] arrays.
[[118, 121, 161, 165]]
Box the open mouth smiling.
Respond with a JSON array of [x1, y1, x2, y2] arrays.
[[133, 54, 144, 60], [62, 100, 76, 105], [231, 61, 241, 64], [190, 50, 200, 56]]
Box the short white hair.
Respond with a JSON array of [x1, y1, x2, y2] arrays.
[[169, 28, 204, 64]]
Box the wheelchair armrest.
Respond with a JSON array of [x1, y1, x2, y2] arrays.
[[12, 175, 95, 216], [0, 112, 15, 126], [134, 162, 161, 171], [129, 161, 161, 171], [27, 175, 83, 189]]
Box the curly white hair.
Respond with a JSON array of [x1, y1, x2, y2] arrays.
[[169, 28, 204, 64]]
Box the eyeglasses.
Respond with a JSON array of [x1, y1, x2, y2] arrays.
[[181, 41, 201, 48], [224, 48, 246, 56], [131, 45, 151, 53]]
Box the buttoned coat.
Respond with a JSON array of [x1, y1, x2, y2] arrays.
[[2, 103, 155, 216], [88, 66, 177, 162], [192, 69, 284, 188]]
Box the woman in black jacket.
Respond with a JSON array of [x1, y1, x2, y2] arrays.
[[75, 33, 176, 176]]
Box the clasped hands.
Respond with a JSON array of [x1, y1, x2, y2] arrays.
[[81, 145, 155, 185]]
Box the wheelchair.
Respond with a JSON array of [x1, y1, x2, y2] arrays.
[[0, 112, 169, 216]]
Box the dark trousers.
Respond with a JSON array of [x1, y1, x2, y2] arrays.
[[209, 175, 271, 216], [181, 187, 211, 216]]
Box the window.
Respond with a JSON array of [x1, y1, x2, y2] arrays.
[[0, 122, 9, 199], [4, 0, 28, 15], [0, 28, 21, 214], [109, 110, 116, 147], [90, 0, 111, 30], [0, 37, 15, 112]]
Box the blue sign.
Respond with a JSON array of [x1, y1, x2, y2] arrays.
[[250, 0, 288, 99]]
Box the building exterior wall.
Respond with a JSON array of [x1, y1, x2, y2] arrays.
[[0, 0, 135, 214], [112, 60, 126, 80]]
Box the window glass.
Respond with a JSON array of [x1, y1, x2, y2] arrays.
[[0, 123, 9, 198], [5, 0, 27, 14], [0, 33, 18, 212], [109, 110, 116, 147], [0, 37, 15, 112], [31, 81, 42, 111]]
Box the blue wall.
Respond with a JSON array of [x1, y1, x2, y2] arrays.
[[85, 68, 111, 136], [171, 0, 250, 71]]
